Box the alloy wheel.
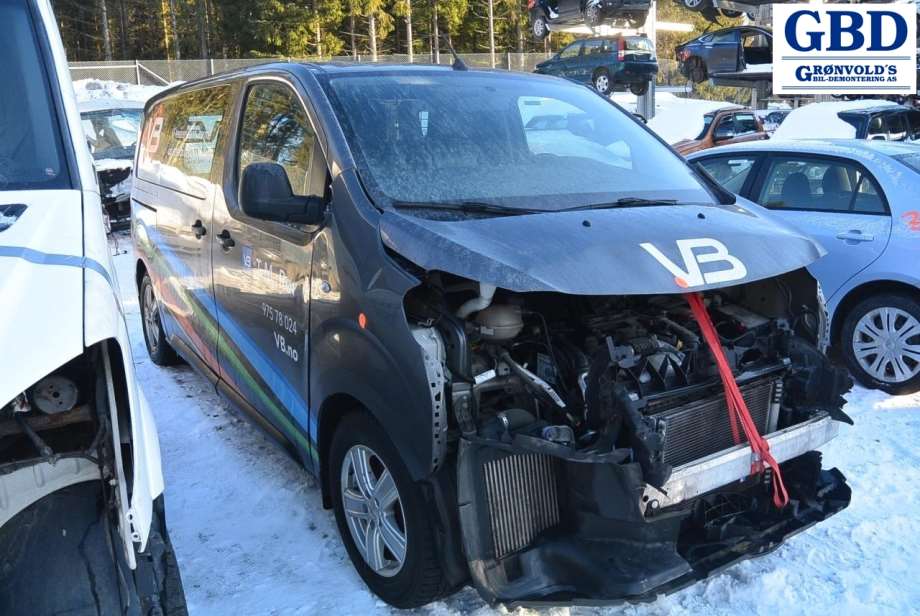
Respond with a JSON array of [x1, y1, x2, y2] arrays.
[[852, 307, 920, 383], [533, 17, 546, 38], [594, 74, 609, 93], [340, 444, 408, 578], [585, 4, 600, 27], [143, 283, 161, 355]]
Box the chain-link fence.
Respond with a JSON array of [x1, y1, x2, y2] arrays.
[[70, 55, 689, 87]]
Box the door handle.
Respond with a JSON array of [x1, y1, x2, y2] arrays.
[[217, 229, 235, 250], [191, 219, 207, 239], [835, 230, 874, 243]]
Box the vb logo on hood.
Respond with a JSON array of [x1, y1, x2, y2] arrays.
[[640, 238, 747, 289]]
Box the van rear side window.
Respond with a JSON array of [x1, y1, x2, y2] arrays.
[[0, 0, 70, 191], [138, 86, 231, 184]]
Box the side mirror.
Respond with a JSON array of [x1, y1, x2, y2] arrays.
[[240, 162, 325, 225], [713, 125, 735, 141]]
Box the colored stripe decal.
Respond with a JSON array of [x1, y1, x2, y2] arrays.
[[139, 227, 317, 458], [0, 245, 113, 287]]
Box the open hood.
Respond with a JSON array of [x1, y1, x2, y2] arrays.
[[380, 198, 826, 294], [0, 191, 85, 408]]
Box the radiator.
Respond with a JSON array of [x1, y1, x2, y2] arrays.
[[650, 377, 782, 468], [483, 453, 560, 559]]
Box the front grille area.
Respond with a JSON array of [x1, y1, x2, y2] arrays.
[[483, 453, 560, 559], [651, 377, 781, 468]]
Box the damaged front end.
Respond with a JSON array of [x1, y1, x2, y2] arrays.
[[404, 267, 852, 606]]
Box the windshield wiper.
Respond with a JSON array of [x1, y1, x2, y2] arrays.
[[391, 200, 543, 216], [556, 197, 680, 212]]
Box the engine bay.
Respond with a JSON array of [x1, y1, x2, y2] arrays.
[[406, 270, 849, 485], [403, 269, 853, 604]]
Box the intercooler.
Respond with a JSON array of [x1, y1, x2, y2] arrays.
[[648, 376, 783, 468], [483, 453, 560, 559]]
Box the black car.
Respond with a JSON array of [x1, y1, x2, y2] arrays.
[[134, 62, 851, 609], [837, 105, 920, 141], [534, 35, 658, 95], [677, 26, 772, 85], [80, 99, 145, 230], [529, 0, 651, 40]]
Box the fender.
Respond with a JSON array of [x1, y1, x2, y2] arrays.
[[309, 174, 436, 482], [82, 188, 165, 553]]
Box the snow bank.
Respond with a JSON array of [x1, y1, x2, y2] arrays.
[[772, 99, 899, 140], [72, 78, 167, 105]]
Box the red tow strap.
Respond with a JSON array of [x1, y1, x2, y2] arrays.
[[685, 292, 789, 508]]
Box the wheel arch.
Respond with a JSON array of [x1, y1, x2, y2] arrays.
[[831, 279, 920, 346], [135, 258, 148, 292], [316, 393, 372, 509]]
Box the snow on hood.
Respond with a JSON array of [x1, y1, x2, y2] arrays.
[[646, 95, 739, 144], [0, 191, 85, 407], [380, 198, 825, 295], [772, 100, 899, 140]]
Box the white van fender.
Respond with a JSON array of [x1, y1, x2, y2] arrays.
[[42, 0, 165, 558]]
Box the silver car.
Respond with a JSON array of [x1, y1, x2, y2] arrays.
[[689, 139, 920, 394]]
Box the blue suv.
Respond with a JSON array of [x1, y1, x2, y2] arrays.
[[535, 35, 658, 95]]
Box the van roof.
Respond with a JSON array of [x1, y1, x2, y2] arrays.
[[145, 60, 574, 107]]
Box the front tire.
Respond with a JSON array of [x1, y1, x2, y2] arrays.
[[841, 293, 920, 395], [140, 273, 180, 366], [330, 413, 450, 608], [593, 68, 612, 95]]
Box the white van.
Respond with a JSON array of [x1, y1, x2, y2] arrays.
[[0, 0, 186, 613]]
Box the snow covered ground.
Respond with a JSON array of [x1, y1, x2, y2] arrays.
[[106, 232, 920, 616]]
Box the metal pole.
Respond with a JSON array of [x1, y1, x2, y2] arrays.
[[487, 0, 496, 68], [638, 0, 656, 120], [135, 59, 141, 85]]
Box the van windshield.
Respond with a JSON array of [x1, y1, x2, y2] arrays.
[[0, 0, 71, 191], [324, 72, 714, 211]]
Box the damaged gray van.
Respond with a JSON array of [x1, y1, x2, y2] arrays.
[[134, 62, 852, 608]]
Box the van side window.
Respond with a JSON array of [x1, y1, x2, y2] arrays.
[[238, 83, 316, 197], [138, 86, 231, 182]]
